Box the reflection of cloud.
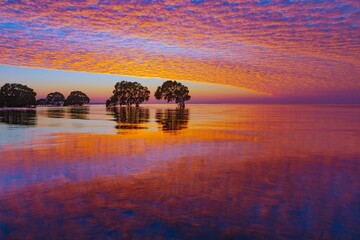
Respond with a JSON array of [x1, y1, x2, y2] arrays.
[[0, 1, 359, 97]]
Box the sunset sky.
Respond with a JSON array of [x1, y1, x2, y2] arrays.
[[0, 0, 359, 103]]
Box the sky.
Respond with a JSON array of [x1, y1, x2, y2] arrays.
[[0, 64, 266, 103], [0, 0, 359, 103]]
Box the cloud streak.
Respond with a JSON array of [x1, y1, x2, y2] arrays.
[[0, 0, 359, 98]]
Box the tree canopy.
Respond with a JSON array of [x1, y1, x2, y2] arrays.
[[0, 83, 37, 107], [45, 92, 65, 106], [106, 81, 150, 107], [63, 91, 90, 106], [154, 81, 191, 108], [36, 98, 46, 106]]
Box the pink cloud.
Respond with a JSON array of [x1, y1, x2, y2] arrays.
[[0, 0, 359, 98]]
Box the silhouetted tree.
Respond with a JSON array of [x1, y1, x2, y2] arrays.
[[0, 92, 4, 107], [107, 81, 150, 107], [36, 98, 46, 106], [63, 91, 90, 106], [154, 81, 191, 108], [0, 83, 37, 107], [45, 92, 65, 106], [106, 95, 118, 108], [131, 82, 151, 107]]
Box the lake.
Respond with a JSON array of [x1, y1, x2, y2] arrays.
[[0, 104, 359, 239]]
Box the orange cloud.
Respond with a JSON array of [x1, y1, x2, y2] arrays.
[[0, 0, 359, 97]]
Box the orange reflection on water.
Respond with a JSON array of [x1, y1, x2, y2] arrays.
[[0, 104, 359, 239]]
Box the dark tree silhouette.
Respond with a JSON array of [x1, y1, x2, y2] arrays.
[[45, 92, 65, 106], [106, 81, 150, 107], [106, 95, 118, 108], [0, 83, 37, 107], [154, 81, 191, 108], [0, 91, 4, 107], [36, 98, 46, 106], [63, 91, 90, 106]]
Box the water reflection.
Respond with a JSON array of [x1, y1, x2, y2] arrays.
[[0, 109, 37, 125], [109, 107, 150, 130], [68, 106, 89, 120], [0, 152, 358, 239], [46, 107, 65, 118], [0, 104, 359, 239], [156, 108, 189, 131]]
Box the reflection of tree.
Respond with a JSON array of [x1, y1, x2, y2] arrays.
[[156, 108, 189, 131], [68, 107, 89, 120], [0, 110, 37, 125], [109, 107, 150, 130], [47, 108, 65, 119]]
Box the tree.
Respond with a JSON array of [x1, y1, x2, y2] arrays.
[[0, 92, 4, 107], [154, 80, 191, 108], [131, 82, 151, 107], [106, 95, 118, 108], [45, 92, 65, 106], [0, 83, 37, 107], [36, 98, 47, 106], [107, 81, 150, 107], [63, 91, 90, 106]]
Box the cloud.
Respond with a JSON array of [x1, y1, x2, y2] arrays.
[[0, 0, 359, 97]]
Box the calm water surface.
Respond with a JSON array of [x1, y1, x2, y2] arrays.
[[0, 104, 359, 239]]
